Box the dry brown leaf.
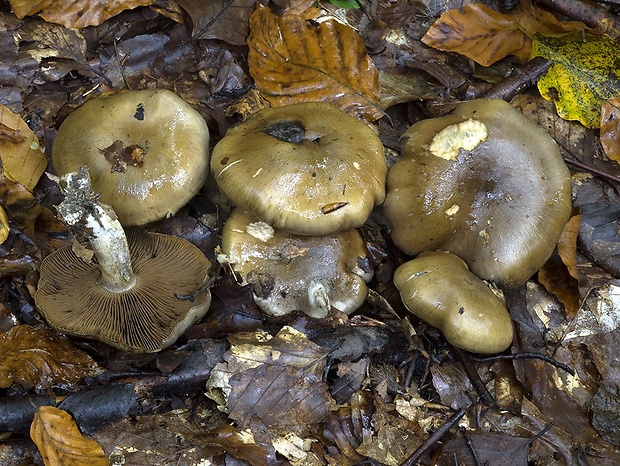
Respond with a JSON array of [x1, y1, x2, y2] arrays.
[[422, 3, 585, 66], [539, 251, 580, 320], [0, 205, 9, 245], [8, 0, 154, 28], [0, 105, 46, 192], [601, 97, 620, 162], [248, 5, 382, 122], [30, 406, 109, 466], [558, 214, 581, 281], [0, 325, 104, 390]]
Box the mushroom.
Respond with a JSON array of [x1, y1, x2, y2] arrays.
[[51, 89, 210, 226], [211, 102, 387, 236], [383, 98, 572, 287], [220, 208, 372, 318], [394, 251, 513, 354], [35, 167, 213, 353]]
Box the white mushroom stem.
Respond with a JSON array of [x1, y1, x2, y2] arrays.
[[56, 167, 136, 292], [307, 280, 331, 318]]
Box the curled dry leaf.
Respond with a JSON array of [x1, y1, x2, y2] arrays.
[[0, 325, 104, 390], [30, 406, 109, 466], [422, 3, 585, 66], [0, 105, 46, 192], [601, 98, 620, 162], [8, 0, 154, 28], [248, 5, 382, 122]]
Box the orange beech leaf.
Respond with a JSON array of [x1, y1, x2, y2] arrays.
[[247, 5, 382, 122], [31, 406, 109, 466], [601, 98, 620, 162], [9, 0, 153, 28], [557, 214, 581, 281], [422, 3, 585, 66], [0, 325, 104, 390]]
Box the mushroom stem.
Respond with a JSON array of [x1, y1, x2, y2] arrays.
[[57, 167, 136, 292], [307, 280, 331, 318]]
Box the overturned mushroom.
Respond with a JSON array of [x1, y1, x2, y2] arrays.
[[211, 102, 387, 236], [220, 208, 372, 318], [394, 251, 513, 354], [384, 98, 572, 287], [52, 89, 210, 226], [35, 168, 213, 353]]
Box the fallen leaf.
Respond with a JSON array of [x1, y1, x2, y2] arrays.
[[422, 3, 585, 66], [191, 424, 270, 466], [9, 0, 154, 28], [538, 251, 580, 320], [558, 214, 581, 281], [0, 205, 8, 245], [0, 325, 104, 390], [30, 406, 109, 466], [439, 431, 531, 465], [247, 5, 382, 121], [532, 31, 620, 128], [0, 105, 46, 191], [174, 0, 257, 45], [600, 97, 620, 162]]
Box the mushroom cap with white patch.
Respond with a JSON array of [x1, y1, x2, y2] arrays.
[[384, 98, 572, 288], [211, 102, 387, 236]]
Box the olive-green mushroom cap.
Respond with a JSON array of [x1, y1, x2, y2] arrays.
[[35, 229, 213, 353], [52, 89, 210, 226], [384, 98, 572, 287], [394, 251, 514, 354], [221, 208, 372, 318], [211, 102, 387, 236]]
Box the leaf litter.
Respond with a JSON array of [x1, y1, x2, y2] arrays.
[[0, 0, 619, 465]]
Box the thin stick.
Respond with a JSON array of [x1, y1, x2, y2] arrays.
[[472, 353, 575, 376], [563, 157, 620, 186], [454, 348, 495, 405], [483, 57, 552, 101]]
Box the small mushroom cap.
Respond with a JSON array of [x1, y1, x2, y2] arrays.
[[384, 98, 572, 287], [35, 229, 213, 353], [221, 208, 372, 318], [394, 251, 514, 354], [52, 89, 210, 226], [211, 102, 387, 236]]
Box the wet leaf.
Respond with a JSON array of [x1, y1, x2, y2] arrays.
[[538, 251, 580, 320], [174, 0, 257, 45], [0, 205, 8, 245], [0, 105, 46, 191], [192, 424, 270, 466], [9, 0, 154, 28], [0, 325, 104, 390], [422, 3, 585, 66], [30, 406, 109, 466], [439, 431, 530, 465], [601, 97, 620, 162], [532, 32, 620, 128], [248, 5, 382, 121]]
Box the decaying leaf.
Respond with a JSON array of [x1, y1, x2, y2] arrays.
[[189, 424, 270, 466], [532, 32, 620, 128], [0, 205, 9, 245], [601, 97, 620, 162], [30, 406, 109, 466], [0, 325, 104, 390], [248, 5, 382, 121], [421, 3, 585, 66], [206, 326, 332, 435], [8, 0, 154, 28], [538, 251, 580, 320], [174, 0, 257, 45], [0, 105, 46, 191]]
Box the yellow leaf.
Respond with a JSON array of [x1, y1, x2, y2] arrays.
[[600, 97, 620, 162], [0, 205, 8, 245], [0, 325, 104, 390], [8, 0, 153, 28], [0, 105, 46, 192], [247, 5, 382, 122], [422, 3, 585, 66], [532, 32, 620, 128], [30, 406, 109, 466]]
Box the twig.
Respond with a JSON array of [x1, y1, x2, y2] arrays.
[[462, 428, 483, 466], [482, 57, 552, 101], [563, 157, 620, 186], [400, 403, 472, 466], [535, 0, 620, 36], [454, 348, 495, 405], [472, 353, 575, 376]]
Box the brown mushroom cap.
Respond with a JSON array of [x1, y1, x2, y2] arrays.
[[384, 98, 572, 287], [221, 208, 372, 318], [52, 89, 210, 226], [35, 229, 212, 353], [394, 251, 514, 354], [211, 102, 387, 236]]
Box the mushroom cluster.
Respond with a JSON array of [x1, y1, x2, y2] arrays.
[[384, 98, 572, 353], [211, 102, 388, 317], [35, 168, 214, 353], [52, 89, 211, 226]]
